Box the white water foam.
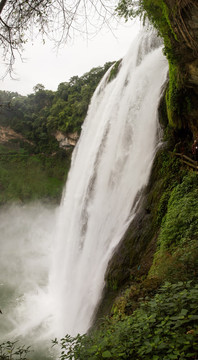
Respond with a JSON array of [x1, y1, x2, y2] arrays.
[[49, 30, 168, 337], [0, 30, 168, 345]]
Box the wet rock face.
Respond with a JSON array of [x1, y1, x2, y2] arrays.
[[164, 1, 197, 65], [164, 0, 198, 54], [94, 2, 198, 323], [93, 147, 168, 324], [179, 2, 198, 135], [164, 0, 198, 135], [168, 1, 198, 81], [103, 145, 167, 290], [188, 59, 198, 87], [180, 3, 198, 87]]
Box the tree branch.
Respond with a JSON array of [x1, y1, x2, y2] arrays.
[[0, 0, 7, 15]]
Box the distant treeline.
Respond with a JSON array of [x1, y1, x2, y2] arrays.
[[0, 62, 113, 154]]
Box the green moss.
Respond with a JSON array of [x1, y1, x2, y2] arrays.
[[151, 149, 186, 228], [166, 63, 179, 127], [107, 277, 119, 291], [165, 61, 190, 129], [142, 0, 194, 131], [143, 0, 176, 39], [117, 0, 178, 59], [158, 172, 198, 251], [149, 171, 198, 280], [156, 189, 171, 225], [149, 239, 198, 283]]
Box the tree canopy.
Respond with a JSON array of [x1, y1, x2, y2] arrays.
[[0, 62, 113, 153]]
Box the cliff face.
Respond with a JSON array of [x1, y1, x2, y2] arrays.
[[94, 0, 198, 323], [164, 0, 198, 135], [166, 0, 198, 65], [55, 131, 79, 149]]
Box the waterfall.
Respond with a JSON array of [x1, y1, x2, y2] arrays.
[[49, 30, 168, 338], [0, 30, 168, 346]]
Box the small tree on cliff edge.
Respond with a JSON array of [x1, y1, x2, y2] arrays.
[[0, 0, 118, 77]]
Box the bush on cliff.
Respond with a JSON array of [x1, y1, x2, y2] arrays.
[[57, 281, 198, 360]]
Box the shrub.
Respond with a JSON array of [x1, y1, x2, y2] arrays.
[[158, 172, 198, 251], [57, 282, 198, 360]]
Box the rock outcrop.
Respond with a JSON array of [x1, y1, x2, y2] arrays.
[[54, 131, 79, 149], [0, 126, 33, 145]]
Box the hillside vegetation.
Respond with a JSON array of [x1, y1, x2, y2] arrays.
[[0, 62, 113, 204]]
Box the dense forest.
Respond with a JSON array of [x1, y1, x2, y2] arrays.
[[0, 62, 113, 203], [0, 62, 113, 153]]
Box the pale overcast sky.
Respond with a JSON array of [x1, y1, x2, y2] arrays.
[[0, 19, 140, 95]]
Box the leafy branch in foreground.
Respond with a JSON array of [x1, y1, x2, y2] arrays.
[[0, 341, 31, 360], [56, 281, 198, 360]]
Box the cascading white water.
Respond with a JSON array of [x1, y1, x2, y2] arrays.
[[49, 30, 168, 338], [0, 29, 168, 346]]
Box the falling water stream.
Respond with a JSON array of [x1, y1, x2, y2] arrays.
[[0, 30, 168, 351]]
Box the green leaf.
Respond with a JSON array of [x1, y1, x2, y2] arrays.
[[170, 316, 182, 321], [102, 350, 112, 358], [188, 315, 198, 320], [181, 309, 188, 316]]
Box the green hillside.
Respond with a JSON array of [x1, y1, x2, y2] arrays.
[[0, 62, 113, 204]]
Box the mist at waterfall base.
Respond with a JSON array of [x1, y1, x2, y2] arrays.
[[0, 30, 168, 355]]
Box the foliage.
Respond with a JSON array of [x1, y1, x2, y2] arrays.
[[150, 171, 198, 281], [158, 172, 198, 251], [149, 240, 198, 283], [0, 341, 30, 360], [0, 63, 113, 154], [149, 128, 194, 228], [165, 61, 192, 129], [0, 62, 114, 203], [57, 281, 198, 360], [85, 76, 198, 358], [116, 0, 176, 49], [152, 149, 185, 227], [0, 91, 19, 105], [0, 145, 71, 203], [47, 63, 113, 135], [156, 189, 171, 226]]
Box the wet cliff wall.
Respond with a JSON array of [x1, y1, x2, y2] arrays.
[[94, 0, 198, 322]]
